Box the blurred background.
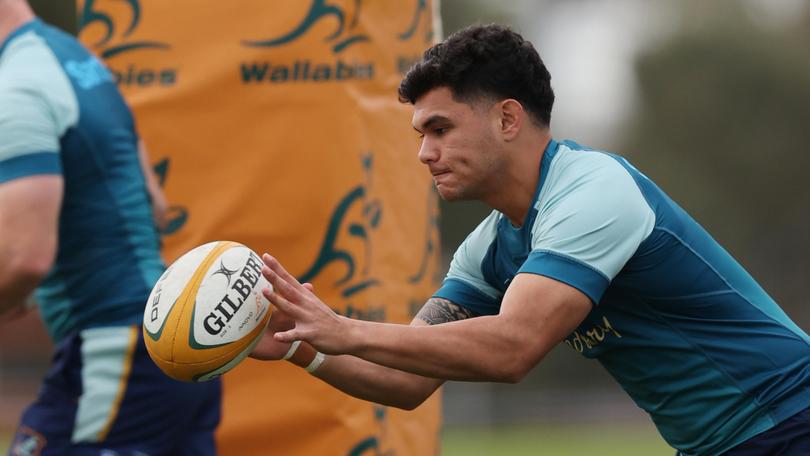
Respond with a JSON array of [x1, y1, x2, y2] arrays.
[[2, 0, 809, 454]]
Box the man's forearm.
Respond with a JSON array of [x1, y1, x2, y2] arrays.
[[0, 176, 62, 315], [334, 275, 593, 383], [0, 250, 44, 314], [0, 274, 39, 314], [311, 353, 443, 410], [344, 315, 529, 383]]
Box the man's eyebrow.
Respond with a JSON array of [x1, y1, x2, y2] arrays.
[[413, 114, 450, 133]]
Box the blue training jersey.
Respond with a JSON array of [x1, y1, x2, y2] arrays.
[[435, 139, 810, 455], [0, 19, 164, 342]]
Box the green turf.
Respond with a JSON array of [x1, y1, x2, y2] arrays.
[[3, 424, 674, 455], [442, 423, 674, 456]]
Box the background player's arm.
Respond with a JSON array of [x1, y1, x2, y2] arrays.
[[0, 175, 63, 314], [0, 34, 75, 317], [265, 255, 593, 383], [137, 139, 169, 232], [253, 297, 477, 409]]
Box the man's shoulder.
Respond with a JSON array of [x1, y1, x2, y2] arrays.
[[0, 29, 80, 168], [530, 141, 656, 240], [0, 29, 73, 96], [535, 141, 645, 211], [548, 141, 633, 183]]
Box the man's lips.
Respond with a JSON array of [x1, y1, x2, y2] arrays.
[[431, 169, 451, 177]]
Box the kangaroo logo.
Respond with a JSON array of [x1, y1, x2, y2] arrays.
[[298, 153, 381, 301], [395, 0, 435, 75], [243, 0, 369, 53], [78, 0, 169, 58], [398, 0, 433, 43], [408, 183, 442, 286]]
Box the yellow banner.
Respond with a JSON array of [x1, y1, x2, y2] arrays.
[[77, 1, 443, 454]]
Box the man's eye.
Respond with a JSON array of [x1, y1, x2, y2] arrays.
[[434, 127, 446, 135]]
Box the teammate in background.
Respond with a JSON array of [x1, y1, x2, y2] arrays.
[[0, 1, 219, 454], [253, 24, 810, 456]]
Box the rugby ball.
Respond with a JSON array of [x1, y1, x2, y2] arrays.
[[143, 241, 272, 382]]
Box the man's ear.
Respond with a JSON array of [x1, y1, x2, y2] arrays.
[[499, 99, 524, 141]]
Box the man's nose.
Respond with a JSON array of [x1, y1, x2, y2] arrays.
[[417, 137, 438, 164]]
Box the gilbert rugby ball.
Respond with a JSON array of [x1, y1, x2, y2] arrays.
[[143, 241, 272, 382]]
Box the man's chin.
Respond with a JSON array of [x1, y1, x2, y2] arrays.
[[436, 186, 469, 202]]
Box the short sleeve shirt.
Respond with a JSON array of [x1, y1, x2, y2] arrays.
[[0, 20, 164, 341], [434, 139, 810, 456]]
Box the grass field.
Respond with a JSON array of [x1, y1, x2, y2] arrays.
[[3, 424, 674, 455], [442, 423, 673, 456]]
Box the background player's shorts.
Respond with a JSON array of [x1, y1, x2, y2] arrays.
[[8, 325, 221, 456]]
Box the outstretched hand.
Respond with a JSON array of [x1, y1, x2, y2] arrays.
[[249, 282, 315, 360], [260, 253, 355, 355]]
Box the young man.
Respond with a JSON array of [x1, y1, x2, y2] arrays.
[[0, 1, 219, 454], [252, 24, 810, 455]]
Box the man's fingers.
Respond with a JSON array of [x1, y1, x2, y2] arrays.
[[262, 266, 306, 303], [262, 254, 310, 294], [263, 254, 297, 283], [263, 286, 297, 316], [274, 329, 298, 343], [302, 282, 315, 292]]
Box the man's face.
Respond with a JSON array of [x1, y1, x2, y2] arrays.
[[411, 87, 505, 201]]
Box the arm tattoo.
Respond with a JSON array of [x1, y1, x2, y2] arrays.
[[415, 298, 478, 325]]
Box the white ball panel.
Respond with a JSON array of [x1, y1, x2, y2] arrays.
[[191, 246, 271, 346], [143, 241, 219, 337]]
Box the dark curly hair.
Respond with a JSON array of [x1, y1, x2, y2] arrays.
[[398, 24, 555, 126]]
